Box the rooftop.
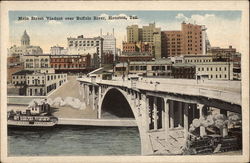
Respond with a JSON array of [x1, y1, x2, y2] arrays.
[[13, 70, 34, 75], [130, 59, 172, 65], [173, 63, 195, 67]]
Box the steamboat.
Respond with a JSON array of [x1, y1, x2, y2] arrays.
[[8, 99, 58, 128]]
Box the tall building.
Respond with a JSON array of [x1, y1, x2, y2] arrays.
[[126, 25, 141, 43], [181, 22, 204, 55], [126, 23, 161, 59], [67, 35, 103, 67], [161, 22, 209, 57], [161, 31, 182, 57], [50, 46, 68, 55], [100, 29, 116, 61], [8, 30, 43, 57]]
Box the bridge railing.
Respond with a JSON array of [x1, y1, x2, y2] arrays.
[[77, 77, 241, 105]]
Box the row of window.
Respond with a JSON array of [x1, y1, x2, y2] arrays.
[[186, 59, 212, 63], [47, 74, 66, 81], [13, 75, 25, 79], [25, 64, 49, 68], [69, 44, 99, 47], [25, 59, 49, 62], [129, 65, 172, 71], [211, 74, 227, 79], [51, 58, 86, 62], [69, 40, 99, 44], [198, 67, 227, 72], [51, 64, 86, 68], [187, 48, 202, 51], [166, 34, 181, 37]]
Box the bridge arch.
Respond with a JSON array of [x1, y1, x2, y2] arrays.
[[99, 87, 150, 154], [100, 87, 135, 118]]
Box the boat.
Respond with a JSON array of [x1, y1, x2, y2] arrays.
[[7, 98, 58, 128], [8, 114, 58, 127]]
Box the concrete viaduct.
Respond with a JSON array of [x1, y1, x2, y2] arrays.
[[77, 76, 241, 155]]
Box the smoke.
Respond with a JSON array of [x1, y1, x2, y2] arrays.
[[189, 113, 233, 133], [29, 97, 87, 110], [28, 99, 48, 108]]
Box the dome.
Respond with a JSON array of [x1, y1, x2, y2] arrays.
[[21, 30, 30, 41], [21, 30, 30, 46]]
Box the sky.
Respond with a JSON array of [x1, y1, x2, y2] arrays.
[[9, 11, 242, 53]]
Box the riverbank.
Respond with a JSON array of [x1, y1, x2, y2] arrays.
[[57, 118, 137, 127]]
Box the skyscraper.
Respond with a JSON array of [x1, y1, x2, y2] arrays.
[[161, 22, 209, 57], [126, 23, 161, 58]]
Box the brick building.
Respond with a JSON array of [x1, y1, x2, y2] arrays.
[[50, 55, 91, 73], [122, 42, 153, 53], [119, 51, 154, 62], [161, 22, 208, 57], [208, 46, 236, 55], [161, 31, 182, 57], [7, 56, 24, 83]]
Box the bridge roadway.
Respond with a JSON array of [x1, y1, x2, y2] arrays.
[[78, 76, 241, 106]]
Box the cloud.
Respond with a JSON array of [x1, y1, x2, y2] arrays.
[[47, 20, 62, 25], [175, 13, 188, 21], [176, 13, 215, 23]]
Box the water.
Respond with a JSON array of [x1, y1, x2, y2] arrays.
[[8, 125, 141, 156]]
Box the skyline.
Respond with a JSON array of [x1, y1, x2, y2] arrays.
[[9, 10, 242, 53]]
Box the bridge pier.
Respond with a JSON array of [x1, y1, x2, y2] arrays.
[[183, 103, 189, 141], [139, 94, 154, 155], [220, 109, 229, 137], [197, 104, 207, 137], [164, 98, 169, 136], [86, 84, 90, 106], [92, 85, 95, 110], [98, 86, 102, 119]]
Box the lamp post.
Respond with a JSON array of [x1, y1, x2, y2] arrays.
[[227, 53, 231, 80]]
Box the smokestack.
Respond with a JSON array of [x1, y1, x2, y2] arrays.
[[100, 29, 102, 36]]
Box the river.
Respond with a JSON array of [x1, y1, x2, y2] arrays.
[[8, 125, 141, 156]]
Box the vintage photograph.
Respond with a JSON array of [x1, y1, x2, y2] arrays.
[[1, 1, 249, 163]]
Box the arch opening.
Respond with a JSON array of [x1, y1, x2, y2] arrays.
[[101, 88, 135, 119]]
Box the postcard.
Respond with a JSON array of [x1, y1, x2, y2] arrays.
[[0, 1, 249, 163]]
